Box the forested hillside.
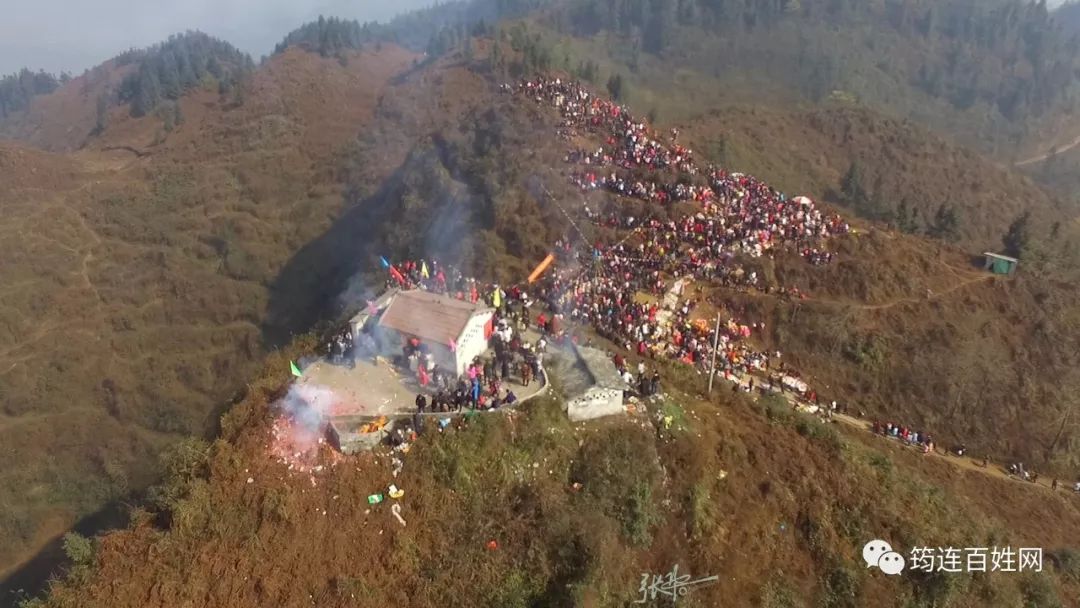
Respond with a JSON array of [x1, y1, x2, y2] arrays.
[[18, 43, 1080, 608], [273, 1, 538, 58], [551, 0, 1080, 158], [115, 32, 254, 117], [0, 33, 254, 152], [1056, 0, 1080, 34], [685, 105, 1075, 256], [0, 69, 62, 118], [348, 0, 1080, 162], [4, 2, 1080, 605], [0, 43, 417, 595]]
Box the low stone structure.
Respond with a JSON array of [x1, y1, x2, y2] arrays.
[[558, 344, 628, 422], [327, 415, 390, 454]]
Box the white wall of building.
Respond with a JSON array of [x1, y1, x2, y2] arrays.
[[454, 311, 494, 375]]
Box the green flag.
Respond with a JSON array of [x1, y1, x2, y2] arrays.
[[290, 361, 302, 377]]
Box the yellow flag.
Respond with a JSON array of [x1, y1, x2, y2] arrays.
[[421, 261, 430, 279], [492, 288, 502, 308]]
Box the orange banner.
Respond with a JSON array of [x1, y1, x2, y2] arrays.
[[527, 253, 556, 284]]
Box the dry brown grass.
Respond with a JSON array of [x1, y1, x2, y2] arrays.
[[31, 359, 1080, 608], [4, 34, 1080, 607], [685, 105, 1073, 253], [0, 45, 416, 580]]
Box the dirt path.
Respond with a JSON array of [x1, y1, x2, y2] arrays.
[[847, 273, 993, 311], [729, 271, 993, 312], [1015, 131, 1080, 166], [786, 272, 993, 311], [828, 412, 1076, 493]]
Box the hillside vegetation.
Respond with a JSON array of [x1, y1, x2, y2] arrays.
[[115, 32, 254, 118], [685, 105, 1076, 254], [400, 0, 1080, 161], [3, 5, 1080, 604], [0, 69, 61, 119], [25, 317, 1080, 608], [0, 43, 416, 585], [0, 32, 253, 153]]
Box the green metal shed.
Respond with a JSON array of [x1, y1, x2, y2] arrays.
[[983, 252, 1018, 275]]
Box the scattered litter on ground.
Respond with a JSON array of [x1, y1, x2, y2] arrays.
[[391, 503, 407, 527], [367, 494, 384, 504]]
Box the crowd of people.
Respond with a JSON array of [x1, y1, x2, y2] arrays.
[[356, 76, 856, 415], [395, 310, 540, 414], [325, 329, 356, 369], [871, 420, 936, 454], [613, 355, 661, 397], [511, 76, 861, 399], [519, 76, 850, 308], [871, 422, 1080, 495], [516, 76, 849, 262]]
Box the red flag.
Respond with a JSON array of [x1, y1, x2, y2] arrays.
[[389, 265, 406, 285]]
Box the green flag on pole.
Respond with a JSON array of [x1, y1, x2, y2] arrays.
[[290, 361, 302, 377]]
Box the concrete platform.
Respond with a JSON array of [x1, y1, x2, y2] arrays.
[[297, 344, 547, 419]]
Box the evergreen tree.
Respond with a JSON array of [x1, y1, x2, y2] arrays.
[[132, 64, 161, 117], [930, 204, 960, 240], [232, 78, 246, 106], [117, 32, 251, 117], [895, 198, 919, 234], [163, 104, 176, 132], [94, 93, 108, 135], [1002, 211, 1032, 259], [490, 39, 502, 71], [463, 37, 475, 64], [607, 73, 625, 101], [0, 68, 58, 117], [643, 0, 675, 53], [218, 76, 233, 100], [840, 161, 869, 211], [207, 56, 223, 79], [158, 52, 181, 100]]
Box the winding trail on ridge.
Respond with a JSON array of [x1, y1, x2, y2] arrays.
[[724, 270, 994, 311], [827, 411, 1077, 494], [837, 272, 993, 311], [1015, 130, 1080, 166]]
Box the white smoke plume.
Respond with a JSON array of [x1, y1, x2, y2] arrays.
[[269, 383, 345, 474], [280, 383, 339, 430]]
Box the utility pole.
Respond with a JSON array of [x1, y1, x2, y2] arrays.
[[707, 312, 721, 394]]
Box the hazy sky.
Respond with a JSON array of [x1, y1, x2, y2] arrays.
[[0, 0, 437, 75]]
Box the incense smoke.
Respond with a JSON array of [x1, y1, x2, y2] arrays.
[[269, 384, 341, 471], [280, 383, 339, 430]]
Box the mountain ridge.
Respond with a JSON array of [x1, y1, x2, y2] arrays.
[[2, 6, 1080, 606]]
